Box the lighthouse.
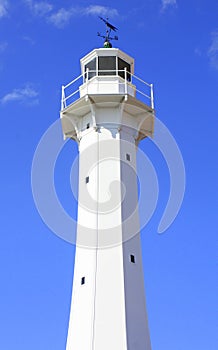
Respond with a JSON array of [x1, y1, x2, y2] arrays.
[[60, 23, 155, 350]]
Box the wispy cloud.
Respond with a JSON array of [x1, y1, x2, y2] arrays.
[[48, 5, 118, 28], [83, 5, 118, 17], [48, 7, 76, 28], [0, 0, 8, 18], [23, 36, 35, 45], [0, 41, 8, 53], [194, 47, 202, 57], [208, 31, 218, 70], [1, 84, 39, 105], [24, 2, 118, 28], [161, 0, 177, 12], [24, 0, 53, 17]]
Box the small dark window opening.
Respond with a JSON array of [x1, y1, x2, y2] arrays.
[[85, 58, 96, 81], [85, 176, 89, 184], [118, 58, 131, 82], [126, 153, 131, 161], [81, 277, 85, 285], [86, 123, 90, 129], [98, 56, 116, 76], [130, 254, 135, 263]]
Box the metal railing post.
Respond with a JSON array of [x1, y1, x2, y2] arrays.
[[61, 85, 65, 110], [86, 68, 89, 95], [150, 83, 154, 109], [124, 67, 127, 96]]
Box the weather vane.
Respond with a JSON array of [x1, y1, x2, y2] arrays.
[[97, 16, 118, 48]]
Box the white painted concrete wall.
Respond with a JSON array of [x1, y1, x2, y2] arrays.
[[66, 114, 151, 349]]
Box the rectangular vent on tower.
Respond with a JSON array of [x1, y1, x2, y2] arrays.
[[85, 176, 89, 184], [126, 153, 131, 161], [130, 254, 135, 263], [81, 277, 85, 285]]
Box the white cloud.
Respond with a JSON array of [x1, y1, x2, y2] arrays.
[[161, 0, 177, 11], [0, 0, 8, 18], [48, 5, 118, 28], [24, 0, 53, 17], [83, 5, 118, 17], [48, 7, 75, 28], [1, 84, 39, 105], [208, 31, 218, 70], [24, 2, 118, 29]]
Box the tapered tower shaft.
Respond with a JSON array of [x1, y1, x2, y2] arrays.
[[60, 48, 154, 350]]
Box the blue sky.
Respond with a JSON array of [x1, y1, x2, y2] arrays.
[[0, 0, 217, 349]]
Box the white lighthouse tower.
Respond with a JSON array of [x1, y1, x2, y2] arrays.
[[60, 31, 155, 349]]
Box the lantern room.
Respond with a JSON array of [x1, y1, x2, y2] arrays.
[[79, 48, 136, 97]]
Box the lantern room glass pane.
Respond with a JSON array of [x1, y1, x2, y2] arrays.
[[84, 58, 96, 80], [98, 56, 116, 76], [118, 58, 131, 81]]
